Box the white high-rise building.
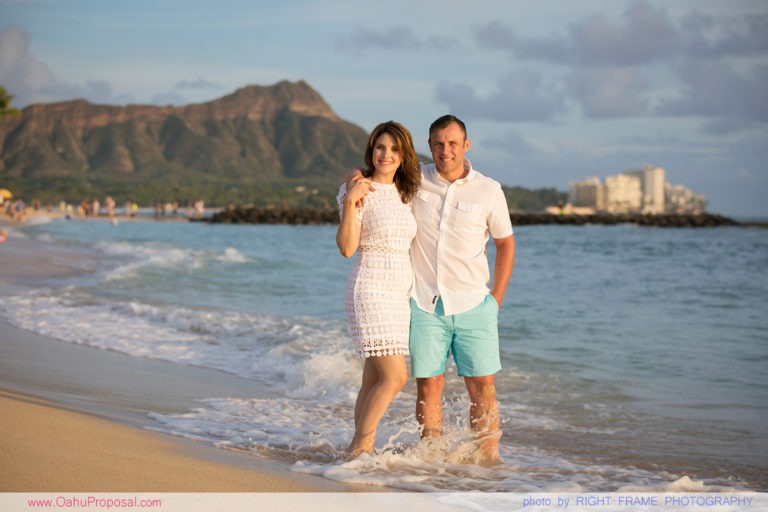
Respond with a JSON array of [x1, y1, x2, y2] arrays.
[[642, 165, 665, 214], [666, 184, 707, 213], [605, 174, 642, 213], [568, 176, 605, 210]]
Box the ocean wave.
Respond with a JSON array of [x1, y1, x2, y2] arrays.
[[0, 288, 351, 389], [93, 240, 250, 282]]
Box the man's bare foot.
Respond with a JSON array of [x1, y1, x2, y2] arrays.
[[474, 430, 501, 466]]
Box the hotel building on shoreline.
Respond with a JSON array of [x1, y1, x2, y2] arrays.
[[567, 165, 707, 214]]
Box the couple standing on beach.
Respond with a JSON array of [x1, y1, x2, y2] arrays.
[[336, 115, 516, 464]]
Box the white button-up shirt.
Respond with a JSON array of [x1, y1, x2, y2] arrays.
[[411, 160, 514, 315]]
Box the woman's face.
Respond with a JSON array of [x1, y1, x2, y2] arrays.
[[372, 132, 401, 177]]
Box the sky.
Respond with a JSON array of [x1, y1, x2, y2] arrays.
[[1, 0, 766, 218]]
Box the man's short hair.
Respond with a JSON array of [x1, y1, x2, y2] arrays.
[[429, 114, 467, 139]]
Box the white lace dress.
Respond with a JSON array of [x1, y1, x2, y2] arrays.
[[337, 182, 417, 358]]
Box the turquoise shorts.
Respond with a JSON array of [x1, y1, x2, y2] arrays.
[[409, 295, 501, 378]]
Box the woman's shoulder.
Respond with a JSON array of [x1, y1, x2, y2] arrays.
[[336, 182, 350, 204]]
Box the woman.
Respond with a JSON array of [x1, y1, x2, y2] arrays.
[[336, 121, 420, 457]]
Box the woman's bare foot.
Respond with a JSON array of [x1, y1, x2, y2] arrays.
[[344, 430, 376, 460], [343, 446, 371, 461]]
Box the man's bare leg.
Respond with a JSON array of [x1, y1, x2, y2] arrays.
[[465, 375, 501, 464], [416, 375, 445, 438]]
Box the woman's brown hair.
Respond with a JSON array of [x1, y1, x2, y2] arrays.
[[363, 121, 421, 203]]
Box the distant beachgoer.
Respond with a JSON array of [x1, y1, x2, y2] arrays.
[[336, 121, 421, 458], [13, 199, 26, 223], [105, 196, 116, 218]]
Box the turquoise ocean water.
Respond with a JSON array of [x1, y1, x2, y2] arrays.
[[2, 216, 766, 491]]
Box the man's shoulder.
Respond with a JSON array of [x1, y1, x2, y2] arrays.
[[468, 168, 503, 190], [418, 162, 436, 184]]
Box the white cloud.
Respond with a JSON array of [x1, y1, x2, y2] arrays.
[[0, 25, 57, 105], [680, 10, 768, 58], [334, 25, 460, 53], [567, 0, 678, 66], [335, 26, 423, 52], [655, 60, 768, 131], [567, 67, 650, 118], [0, 24, 121, 107], [434, 69, 566, 122], [473, 0, 678, 66], [175, 77, 225, 90]]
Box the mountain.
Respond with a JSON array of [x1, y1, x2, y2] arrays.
[[0, 80, 368, 207], [0, 80, 566, 211]]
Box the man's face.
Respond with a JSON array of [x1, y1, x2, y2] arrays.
[[428, 122, 470, 176]]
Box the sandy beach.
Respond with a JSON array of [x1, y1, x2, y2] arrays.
[[0, 220, 369, 493], [0, 390, 345, 492]]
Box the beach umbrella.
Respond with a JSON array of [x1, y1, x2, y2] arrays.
[[0, 188, 12, 199]]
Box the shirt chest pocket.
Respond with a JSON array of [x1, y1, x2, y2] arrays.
[[414, 189, 441, 222], [454, 201, 487, 233]]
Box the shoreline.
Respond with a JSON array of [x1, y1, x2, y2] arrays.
[[0, 228, 379, 493], [0, 389, 355, 492]]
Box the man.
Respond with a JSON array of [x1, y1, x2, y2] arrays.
[[348, 114, 515, 463], [409, 115, 514, 463]]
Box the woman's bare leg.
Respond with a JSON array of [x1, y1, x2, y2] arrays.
[[346, 354, 407, 457]]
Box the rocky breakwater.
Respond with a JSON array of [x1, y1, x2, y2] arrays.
[[509, 212, 741, 227], [208, 207, 742, 227], [208, 206, 339, 224]]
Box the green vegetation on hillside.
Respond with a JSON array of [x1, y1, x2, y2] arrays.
[[503, 186, 566, 211], [0, 86, 20, 119]]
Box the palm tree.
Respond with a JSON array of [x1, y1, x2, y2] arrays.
[[0, 86, 21, 119]]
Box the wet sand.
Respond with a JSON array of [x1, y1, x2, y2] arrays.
[[0, 390, 346, 492]]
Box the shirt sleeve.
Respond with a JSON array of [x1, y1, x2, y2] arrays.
[[336, 183, 363, 225], [488, 184, 514, 238]]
